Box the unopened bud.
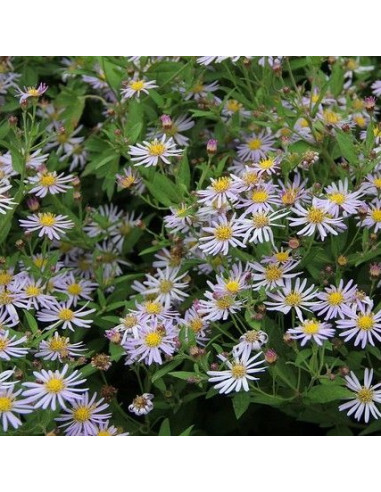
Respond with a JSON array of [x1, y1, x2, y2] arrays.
[[265, 349, 278, 364], [206, 139, 217, 155]]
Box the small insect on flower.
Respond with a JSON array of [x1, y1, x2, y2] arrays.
[[22, 364, 88, 411], [19, 212, 74, 240], [128, 393, 154, 416], [16, 82, 48, 103], [207, 351, 266, 394], [121, 76, 158, 99], [129, 134, 182, 168], [287, 318, 335, 346], [339, 368, 381, 423]]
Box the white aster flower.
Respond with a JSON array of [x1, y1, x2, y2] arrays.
[[197, 176, 240, 208], [358, 199, 381, 233], [239, 209, 288, 246], [0, 330, 28, 360], [19, 212, 74, 240], [199, 214, 246, 256], [237, 130, 276, 162], [22, 364, 87, 411], [207, 351, 266, 394], [339, 368, 381, 423], [143, 267, 189, 308], [35, 331, 86, 361], [336, 306, 381, 348], [121, 76, 158, 99], [36, 302, 96, 331], [26, 171, 73, 197], [0, 182, 17, 214], [129, 135, 182, 168], [250, 260, 301, 291], [315, 179, 364, 217], [0, 385, 32, 432], [53, 273, 97, 307], [128, 393, 154, 416], [287, 318, 335, 346], [233, 330, 268, 357], [198, 291, 242, 322], [313, 279, 358, 320]]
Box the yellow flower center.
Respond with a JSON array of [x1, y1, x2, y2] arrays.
[[353, 115, 366, 128], [216, 296, 234, 310], [0, 291, 12, 305], [311, 93, 320, 103], [145, 331, 163, 348], [133, 395, 148, 409], [78, 258, 91, 271], [275, 251, 290, 262], [97, 430, 112, 436], [307, 207, 325, 224], [328, 192, 345, 205], [357, 314, 374, 331], [144, 301, 162, 315], [302, 320, 320, 335], [252, 213, 269, 228], [357, 387, 374, 404], [225, 280, 240, 293], [353, 99, 364, 110], [285, 292, 302, 306], [248, 138, 262, 150], [323, 110, 341, 125], [212, 177, 231, 193], [231, 364, 247, 379], [25, 285, 41, 296], [346, 59, 358, 71], [123, 315, 138, 328], [67, 283, 83, 295], [0, 271, 12, 285], [49, 337, 68, 352], [45, 378, 65, 393], [39, 174, 57, 187], [39, 213, 57, 227], [58, 308, 74, 321], [190, 318, 203, 333], [33, 257, 47, 269], [327, 291, 344, 305], [0, 339, 9, 351], [73, 406, 92, 422], [243, 171, 258, 186], [214, 225, 233, 241], [251, 189, 269, 203], [226, 99, 242, 112], [120, 175, 136, 188], [27, 88, 40, 97], [299, 118, 310, 128], [148, 142, 166, 156], [371, 209, 381, 222], [130, 80, 145, 91], [0, 396, 12, 412], [192, 83, 204, 93], [57, 133, 68, 144], [259, 158, 275, 170], [373, 178, 381, 188], [265, 265, 283, 281], [159, 279, 173, 294], [245, 330, 261, 343], [281, 189, 298, 205], [373, 128, 381, 138]]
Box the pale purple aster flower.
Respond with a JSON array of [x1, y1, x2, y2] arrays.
[[36, 302, 96, 331], [121, 76, 158, 99], [143, 266, 189, 309], [199, 214, 246, 256], [26, 171, 73, 197], [0, 385, 33, 432], [0, 182, 17, 214], [0, 330, 28, 361], [116, 167, 145, 195], [288, 198, 347, 240], [236, 181, 281, 216], [183, 306, 210, 345], [124, 319, 178, 365], [22, 364, 87, 411], [233, 330, 268, 358], [315, 179, 365, 217], [19, 212, 74, 240], [197, 176, 240, 208], [55, 392, 111, 436], [265, 277, 318, 321], [214, 263, 250, 296], [250, 259, 301, 291], [53, 273, 97, 307], [313, 279, 358, 320], [358, 199, 381, 233], [182, 80, 219, 101], [164, 203, 194, 234], [371, 80, 381, 97], [237, 130, 276, 162], [336, 306, 381, 349], [129, 135, 182, 167], [239, 209, 288, 246], [207, 351, 266, 394], [198, 290, 243, 322], [128, 393, 154, 415], [287, 318, 335, 346], [16, 82, 48, 103], [148, 114, 195, 146], [339, 368, 381, 423], [35, 331, 86, 361]]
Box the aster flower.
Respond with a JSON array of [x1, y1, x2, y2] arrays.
[[313, 279, 358, 320], [109, 211, 143, 251], [336, 306, 381, 348], [164, 203, 194, 234], [214, 263, 250, 296], [239, 209, 288, 246], [287, 318, 335, 346], [143, 267, 189, 308], [358, 199, 381, 233], [222, 99, 251, 119], [183, 306, 210, 344], [116, 167, 145, 195], [288, 198, 347, 241], [361, 173, 381, 196], [19, 212, 74, 240], [265, 277, 318, 321], [121, 76, 158, 99], [130, 299, 177, 323], [20, 277, 57, 310], [233, 330, 268, 357], [198, 291, 242, 322], [90, 420, 129, 436], [199, 214, 246, 256], [182, 80, 219, 101], [0, 385, 33, 432], [237, 130, 276, 162], [124, 319, 178, 365], [371, 80, 381, 97], [315, 179, 364, 217], [237, 181, 281, 215], [250, 260, 301, 291], [0, 182, 17, 214], [0, 330, 28, 361], [22, 365, 87, 411], [197, 56, 241, 65], [35, 332, 86, 361], [83, 204, 123, 238], [129, 135, 182, 168], [197, 176, 240, 208], [53, 273, 97, 307], [16, 82, 48, 103], [339, 368, 381, 423], [253, 155, 282, 176], [55, 392, 111, 436], [207, 351, 266, 394], [36, 302, 96, 331], [26, 171, 73, 197], [148, 114, 195, 146], [128, 393, 154, 415]]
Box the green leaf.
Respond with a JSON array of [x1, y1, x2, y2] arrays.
[[232, 391, 251, 419], [179, 425, 194, 436], [168, 371, 200, 381], [144, 172, 182, 206], [158, 418, 171, 436], [176, 151, 190, 190], [336, 131, 358, 165], [151, 359, 183, 383], [23, 310, 38, 334], [306, 383, 353, 404]]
